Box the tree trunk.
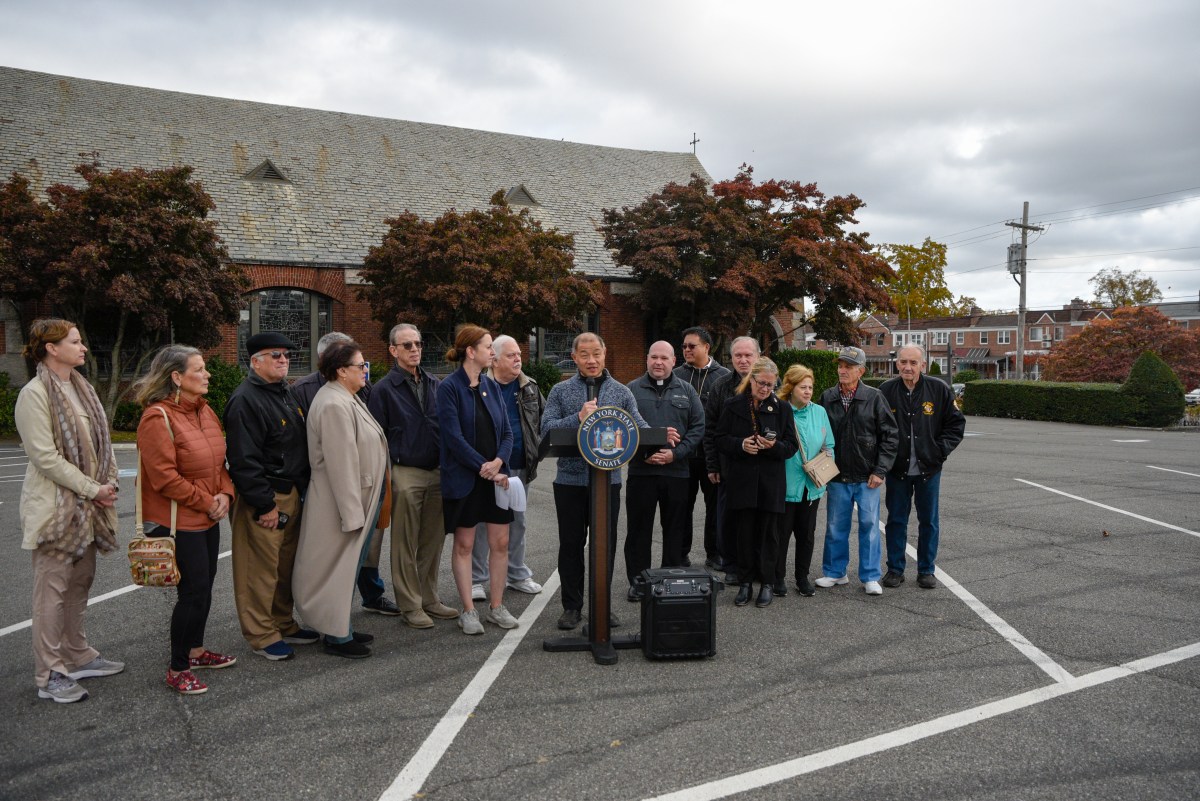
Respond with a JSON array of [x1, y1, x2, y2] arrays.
[[100, 310, 129, 423]]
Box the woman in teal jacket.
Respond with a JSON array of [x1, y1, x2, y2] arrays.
[[774, 365, 834, 597]]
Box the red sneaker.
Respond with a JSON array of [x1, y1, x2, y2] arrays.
[[166, 669, 208, 695], [188, 650, 237, 670]]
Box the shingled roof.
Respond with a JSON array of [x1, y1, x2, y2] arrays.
[[0, 67, 711, 279]]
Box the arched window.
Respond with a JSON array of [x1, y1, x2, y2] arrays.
[[237, 288, 332, 375]]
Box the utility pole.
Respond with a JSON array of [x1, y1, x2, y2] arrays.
[[1006, 202, 1044, 379]]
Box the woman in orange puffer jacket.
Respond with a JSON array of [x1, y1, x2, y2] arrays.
[[134, 346, 236, 696]]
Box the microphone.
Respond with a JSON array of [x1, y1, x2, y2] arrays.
[[584, 376, 598, 403]]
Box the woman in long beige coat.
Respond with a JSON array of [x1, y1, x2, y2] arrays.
[[293, 340, 389, 659]]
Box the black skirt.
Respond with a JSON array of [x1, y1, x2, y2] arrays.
[[444, 477, 514, 533]]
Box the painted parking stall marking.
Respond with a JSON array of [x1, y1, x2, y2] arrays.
[[1016, 478, 1200, 539]]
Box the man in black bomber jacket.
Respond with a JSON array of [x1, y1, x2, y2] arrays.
[[878, 345, 965, 590]]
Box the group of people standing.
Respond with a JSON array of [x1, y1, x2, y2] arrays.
[[16, 315, 962, 704], [17, 319, 547, 702]]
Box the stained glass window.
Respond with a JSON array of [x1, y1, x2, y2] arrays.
[[237, 288, 332, 375]]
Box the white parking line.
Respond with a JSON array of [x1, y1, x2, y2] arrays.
[[379, 571, 561, 801], [905, 544, 1074, 684], [1147, 465, 1200, 479], [643, 640, 1200, 801], [1016, 479, 1200, 539], [0, 550, 232, 637]]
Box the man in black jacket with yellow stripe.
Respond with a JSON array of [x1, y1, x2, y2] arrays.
[[878, 345, 965, 590]]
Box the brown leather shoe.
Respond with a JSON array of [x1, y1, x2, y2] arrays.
[[423, 602, 460, 620], [402, 609, 435, 629]]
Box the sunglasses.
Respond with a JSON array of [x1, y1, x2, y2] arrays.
[[346, 361, 370, 372], [681, 342, 703, 350], [256, 350, 290, 360], [394, 340, 423, 351]]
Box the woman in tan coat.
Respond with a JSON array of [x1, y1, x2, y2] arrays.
[[293, 340, 389, 658], [133, 345, 237, 695], [15, 319, 123, 704]]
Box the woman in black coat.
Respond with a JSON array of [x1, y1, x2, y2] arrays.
[[715, 357, 798, 608]]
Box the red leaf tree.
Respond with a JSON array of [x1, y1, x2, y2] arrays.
[[1043, 306, 1200, 389], [357, 191, 599, 342], [599, 166, 894, 348], [0, 158, 246, 416]]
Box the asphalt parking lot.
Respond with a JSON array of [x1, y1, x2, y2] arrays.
[[1, 416, 1197, 801]]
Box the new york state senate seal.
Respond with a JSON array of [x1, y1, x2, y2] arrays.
[[577, 405, 641, 471]]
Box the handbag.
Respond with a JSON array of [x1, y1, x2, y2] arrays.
[[127, 406, 181, 587], [797, 427, 839, 488]]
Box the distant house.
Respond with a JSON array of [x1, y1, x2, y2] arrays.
[[0, 67, 712, 382], [833, 298, 1113, 379]]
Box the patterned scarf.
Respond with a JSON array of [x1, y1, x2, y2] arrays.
[[35, 361, 118, 561]]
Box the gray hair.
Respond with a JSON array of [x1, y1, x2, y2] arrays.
[[730, 335, 761, 355], [572, 331, 606, 352], [492, 334, 519, 355], [316, 331, 353, 357], [897, 344, 928, 364], [132, 344, 203, 407], [388, 322, 418, 346]]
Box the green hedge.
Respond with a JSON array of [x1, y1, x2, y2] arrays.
[[526, 359, 566, 400], [772, 349, 840, 397], [0, 387, 17, 435], [963, 352, 1186, 427], [963, 380, 1136, 426]]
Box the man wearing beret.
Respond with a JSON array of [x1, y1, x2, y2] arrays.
[[224, 333, 315, 661]]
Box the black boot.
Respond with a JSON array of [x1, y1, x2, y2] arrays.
[[755, 583, 774, 608], [734, 583, 753, 606]]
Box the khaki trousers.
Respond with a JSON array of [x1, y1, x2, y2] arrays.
[[31, 543, 100, 687], [389, 465, 445, 613], [231, 489, 302, 649]]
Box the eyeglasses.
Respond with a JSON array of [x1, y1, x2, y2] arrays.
[[681, 342, 701, 350], [347, 362, 369, 371], [256, 351, 290, 360], [753, 379, 776, 390], [394, 340, 423, 351]]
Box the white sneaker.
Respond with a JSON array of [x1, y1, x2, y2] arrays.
[[471, 583, 486, 601], [68, 656, 125, 679], [484, 604, 519, 629], [814, 575, 849, 588], [864, 581, 883, 596], [38, 671, 88, 703], [507, 577, 543, 594], [457, 609, 484, 635]]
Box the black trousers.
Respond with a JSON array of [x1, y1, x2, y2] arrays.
[[686, 459, 720, 561], [717, 484, 738, 569], [731, 507, 779, 585], [554, 482, 621, 612], [625, 474, 690, 582], [151, 523, 220, 672], [776, 494, 821, 584]]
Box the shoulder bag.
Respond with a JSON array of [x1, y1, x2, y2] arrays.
[[127, 406, 182, 587], [797, 423, 839, 488]]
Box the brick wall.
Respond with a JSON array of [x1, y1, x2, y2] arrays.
[[596, 284, 648, 383]]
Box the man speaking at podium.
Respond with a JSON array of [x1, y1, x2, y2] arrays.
[[541, 333, 653, 631]]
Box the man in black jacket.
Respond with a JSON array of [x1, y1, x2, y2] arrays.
[[674, 326, 729, 568], [703, 336, 760, 582], [224, 332, 314, 661], [879, 345, 965, 589], [817, 346, 898, 596]]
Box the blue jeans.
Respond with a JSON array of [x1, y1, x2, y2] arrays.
[[884, 472, 942, 576], [822, 481, 882, 583]]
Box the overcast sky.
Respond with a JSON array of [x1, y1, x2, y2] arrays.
[[3, 0, 1198, 313]]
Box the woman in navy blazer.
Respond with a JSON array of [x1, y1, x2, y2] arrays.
[[436, 325, 517, 635]]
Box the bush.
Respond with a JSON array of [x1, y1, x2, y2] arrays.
[[772, 349, 840, 397], [0, 387, 18, 435], [928, 361, 942, 375], [526, 359, 566, 399], [112, 401, 142, 431], [204, 355, 245, 420], [954, 369, 980, 383], [963, 380, 1136, 426], [1121, 351, 1185, 427]]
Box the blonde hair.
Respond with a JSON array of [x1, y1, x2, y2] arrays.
[[132, 345, 203, 406], [778, 364, 815, 404], [736, 357, 779, 395]]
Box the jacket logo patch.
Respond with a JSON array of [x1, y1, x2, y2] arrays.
[[922, 402, 934, 415]]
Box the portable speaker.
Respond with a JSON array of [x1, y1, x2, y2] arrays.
[[636, 567, 717, 659]]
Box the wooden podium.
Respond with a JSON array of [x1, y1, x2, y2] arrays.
[[539, 422, 669, 665]]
